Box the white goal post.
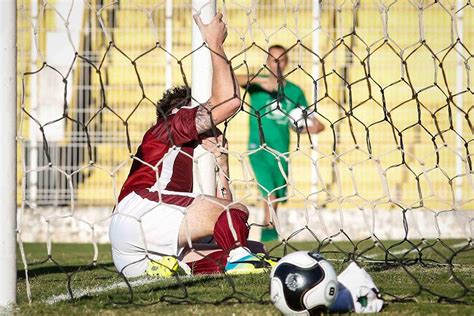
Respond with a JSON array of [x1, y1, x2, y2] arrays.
[[0, 0, 17, 308], [192, 0, 217, 195]]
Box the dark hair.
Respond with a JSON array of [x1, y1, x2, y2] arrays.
[[268, 44, 288, 61], [156, 86, 191, 120], [269, 44, 286, 51]]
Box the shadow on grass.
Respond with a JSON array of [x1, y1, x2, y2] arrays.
[[17, 261, 116, 280], [73, 273, 266, 307]]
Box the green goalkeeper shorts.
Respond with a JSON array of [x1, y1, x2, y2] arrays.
[[249, 149, 288, 199]]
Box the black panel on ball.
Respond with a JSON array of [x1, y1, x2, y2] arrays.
[[308, 305, 328, 316], [308, 252, 326, 262], [273, 262, 325, 311]]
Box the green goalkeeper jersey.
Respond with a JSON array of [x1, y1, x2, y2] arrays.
[[247, 80, 308, 153]]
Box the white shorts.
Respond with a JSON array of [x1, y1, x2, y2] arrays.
[[109, 191, 193, 277]]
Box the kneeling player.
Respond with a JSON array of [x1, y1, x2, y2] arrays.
[[109, 13, 272, 278]]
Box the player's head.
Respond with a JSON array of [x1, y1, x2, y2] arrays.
[[266, 45, 288, 75], [156, 86, 191, 119]]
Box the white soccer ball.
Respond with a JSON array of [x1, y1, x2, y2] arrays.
[[288, 107, 314, 131], [270, 251, 338, 315]]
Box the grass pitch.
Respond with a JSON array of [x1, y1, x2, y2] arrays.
[[14, 240, 473, 315]]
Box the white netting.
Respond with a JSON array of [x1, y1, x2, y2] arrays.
[[17, 0, 473, 304]]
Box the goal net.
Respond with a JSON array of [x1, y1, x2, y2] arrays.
[[16, 0, 472, 306]]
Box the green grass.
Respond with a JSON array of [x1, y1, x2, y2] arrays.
[[13, 240, 473, 315]]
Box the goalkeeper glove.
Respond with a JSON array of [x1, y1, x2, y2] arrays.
[[330, 262, 384, 313]]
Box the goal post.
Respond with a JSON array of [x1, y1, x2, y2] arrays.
[[0, 0, 17, 308], [192, 0, 217, 195]]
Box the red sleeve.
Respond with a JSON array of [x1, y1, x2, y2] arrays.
[[149, 107, 199, 145]]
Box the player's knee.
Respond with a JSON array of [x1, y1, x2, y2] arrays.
[[230, 203, 249, 217]]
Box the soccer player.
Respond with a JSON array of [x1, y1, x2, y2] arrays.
[[237, 45, 325, 242], [109, 13, 271, 278]]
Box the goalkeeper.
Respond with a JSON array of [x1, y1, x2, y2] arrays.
[[110, 13, 272, 278], [237, 45, 325, 241]]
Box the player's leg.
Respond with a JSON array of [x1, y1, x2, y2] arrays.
[[263, 194, 282, 226], [182, 240, 266, 262], [261, 157, 289, 241], [249, 150, 276, 225], [250, 150, 288, 241], [178, 195, 274, 274], [110, 191, 188, 277], [261, 194, 280, 242], [181, 240, 267, 274], [177, 194, 249, 249], [144, 195, 250, 277]]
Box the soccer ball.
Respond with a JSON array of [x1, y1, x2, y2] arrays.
[[288, 107, 314, 131], [270, 251, 338, 315]]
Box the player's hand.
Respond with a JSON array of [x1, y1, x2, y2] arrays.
[[259, 77, 279, 92], [201, 133, 228, 164], [250, 76, 278, 92], [193, 12, 228, 49]]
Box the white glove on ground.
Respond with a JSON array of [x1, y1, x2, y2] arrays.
[[336, 262, 384, 313]]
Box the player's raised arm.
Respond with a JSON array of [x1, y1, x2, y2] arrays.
[[193, 13, 241, 134]]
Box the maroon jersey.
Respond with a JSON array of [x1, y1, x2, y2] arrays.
[[118, 107, 200, 207]]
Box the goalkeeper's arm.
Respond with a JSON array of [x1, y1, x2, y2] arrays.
[[329, 262, 384, 314]]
